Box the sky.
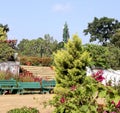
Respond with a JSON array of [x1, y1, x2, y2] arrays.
[[0, 0, 120, 44]]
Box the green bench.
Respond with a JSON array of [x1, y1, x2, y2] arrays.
[[0, 79, 22, 95], [41, 79, 56, 94], [18, 82, 41, 94]]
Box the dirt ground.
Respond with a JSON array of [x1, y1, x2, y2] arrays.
[[0, 94, 54, 113]]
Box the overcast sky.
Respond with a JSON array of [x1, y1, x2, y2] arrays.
[[0, 0, 120, 44]]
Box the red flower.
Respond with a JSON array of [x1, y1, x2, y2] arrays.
[[116, 100, 120, 108], [92, 70, 105, 82], [111, 101, 115, 105], [60, 97, 65, 103]]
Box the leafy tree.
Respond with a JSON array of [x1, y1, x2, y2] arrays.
[[0, 24, 9, 40], [107, 45, 120, 70], [17, 35, 58, 57], [43, 34, 58, 57], [84, 44, 120, 70], [84, 17, 120, 46], [83, 44, 109, 68], [0, 43, 15, 62], [63, 22, 70, 43], [110, 29, 120, 48], [17, 39, 31, 55]]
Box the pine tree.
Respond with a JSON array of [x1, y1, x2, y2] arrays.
[[54, 34, 91, 87], [63, 22, 70, 43], [51, 34, 94, 113], [49, 34, 120, 113]]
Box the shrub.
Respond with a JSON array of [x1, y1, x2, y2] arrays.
[[0, 71, 18, 80], [0, 71, 6, 80], [19, 68, 42, 82], [7, 106, 39, 113], [20, 56, 52, 66], [48, 34, 120, 113]]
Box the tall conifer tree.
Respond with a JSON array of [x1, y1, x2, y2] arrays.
[[63, 22, 70, 43]]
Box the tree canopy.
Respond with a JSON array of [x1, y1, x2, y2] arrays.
[[110, 29, 120, 48], [17, 34, 58, 57], [83, 17, 120, 46], [0, 43, 15, 62]]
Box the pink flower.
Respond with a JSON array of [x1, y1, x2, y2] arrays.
[[116, 100, 120, 108], [92, 70, 105, 82], [103, 111, 107, 113], [70, 85, 76, 91]]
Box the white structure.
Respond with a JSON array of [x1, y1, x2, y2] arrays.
[[86, 67, 120, 86], [0, 61, 20, 76]]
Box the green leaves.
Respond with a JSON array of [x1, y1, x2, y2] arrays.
[[0, 43, 15, 62], [49, 34, 120, 113], [84, 17, 120, 46]]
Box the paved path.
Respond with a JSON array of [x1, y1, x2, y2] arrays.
[[0, 94, 54, 113]]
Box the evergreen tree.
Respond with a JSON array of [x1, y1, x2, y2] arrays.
[[49, 34, 120, 113], [54, 34, 91, 87], [63, 22, 70, 43]]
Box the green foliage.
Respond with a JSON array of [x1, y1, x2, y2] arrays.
[[17, 35, 58, 57], [83, 44, 110, 68], [110, 29, 120, 48], [63, 22, 70, 43], [84, 17, 120, 46], [49, 34, 120, 113], [83, 44, 120, 69], [0, 71, 18, 80], [0, 24, 9, 40], [7, 106, 39, 113], [107, 45, 120, 70], [54, 34, 91, 87], [20, 56, 52, 66], [0, 69, 42, 82], [0, 43, 15, 62]]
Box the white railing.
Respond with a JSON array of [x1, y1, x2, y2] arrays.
[[86, 67, 120, 86]]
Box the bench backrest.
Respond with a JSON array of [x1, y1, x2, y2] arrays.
[[18, 82, 41, 89], [0, 79, 17, 87], [42, 79, 56, 88]]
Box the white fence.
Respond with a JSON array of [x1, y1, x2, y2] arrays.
[[86, 67, 120, 86]]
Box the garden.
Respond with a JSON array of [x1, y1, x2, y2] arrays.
[[0, 17, 120, 113]]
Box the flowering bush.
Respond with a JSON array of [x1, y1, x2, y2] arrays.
[[19, 68, 42, 82], [92, 70, 120, 112], [20, 56, 52, 66], [48, 35, 120, 113], [0, 68, 42, 82], [0, 71, 18, 80]]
